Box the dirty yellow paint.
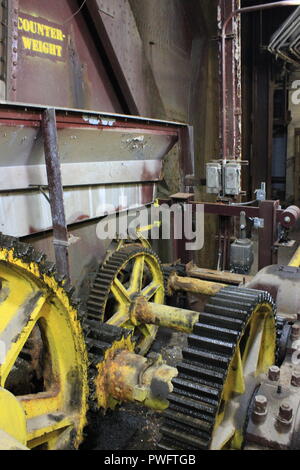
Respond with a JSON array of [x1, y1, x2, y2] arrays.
[[0, 245, 89, 450]]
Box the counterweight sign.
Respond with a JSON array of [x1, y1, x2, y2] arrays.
[[18, 14, 67, 60]]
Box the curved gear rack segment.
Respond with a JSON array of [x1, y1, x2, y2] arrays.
[[158, 286, 277, 450], [0, 234, 89, 450], [87, 245, 165, 355]]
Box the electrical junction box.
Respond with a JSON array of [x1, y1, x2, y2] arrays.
[[206, 163, 221, 194], [224, 162, 241, 196]]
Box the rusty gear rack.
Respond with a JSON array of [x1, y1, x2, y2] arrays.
[[158, 286, 277, 450]]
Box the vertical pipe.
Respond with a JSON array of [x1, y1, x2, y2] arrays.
[[42, 108, 70, 282]]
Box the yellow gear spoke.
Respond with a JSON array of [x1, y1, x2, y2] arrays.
[[106, 309, 129, 327], [0, 293, 47, 386], [111, 278, 131, 305], [142, 281, 162, 301], [92, 246, 165, 355], [128, 256, 145, 294]]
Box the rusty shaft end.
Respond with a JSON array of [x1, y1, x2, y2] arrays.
[[96, 349, 177, 411], [130, 296, 200, 334], [168, 273, 226, 296]]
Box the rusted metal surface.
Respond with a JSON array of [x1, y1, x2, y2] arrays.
[[131, 295, 200, 334], [86, 0, 164, 117], [185, 262, 252, 285], [95, 347, 177, 410], [6, 0, 19, 102], [127, 0, 194, 121], [0, 102, 183, 238], [245, 355, 300, 450], [6, 0, 122, 111], [0, 102, 187, 290], [168, 273, 226, 297], [1, 0, 206, 207], [0, 2, 7, 98], [42, 108, 69, 281], [218, 0, 241, 161]]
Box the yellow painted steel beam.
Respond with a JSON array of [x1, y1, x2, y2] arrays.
[[168, 273, 227, 296], [288, 246, 300, 267]]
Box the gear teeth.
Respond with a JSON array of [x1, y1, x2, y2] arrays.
[[86, 245, 164, 325], [31, 250, 47, 264], [0, 234, 89, 449], [159, 286, 277, 450], [55, 272, 68, 285], [0, 233, 17, 248], [162, 263, 186, 296], [39, 261, 57, 275]]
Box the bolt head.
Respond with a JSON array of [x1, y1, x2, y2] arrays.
[[279, 402, 293, 422], [291, 368, 300, 387], [268, 365, 280, 381], [252, 395, 268, 424], [292, 324, 300, 339], [254, 395, 268, 413]]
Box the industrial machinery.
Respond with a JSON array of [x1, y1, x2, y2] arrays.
[[1, 0, 300, 453], [2, 230, 300, 451]]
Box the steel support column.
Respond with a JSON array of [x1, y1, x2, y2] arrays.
[[218, 0, 242, 160], [42, 108, 70, 282]]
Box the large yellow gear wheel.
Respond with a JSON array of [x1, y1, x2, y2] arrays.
[[0, 234, 89, 450], [159, 287, 277, 450], [87, 245, 165, 355]]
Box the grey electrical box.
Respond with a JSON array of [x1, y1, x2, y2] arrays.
[[230, 238, 254, 275], [206, 163, 221, 194], [224, 162, 241, 196]]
